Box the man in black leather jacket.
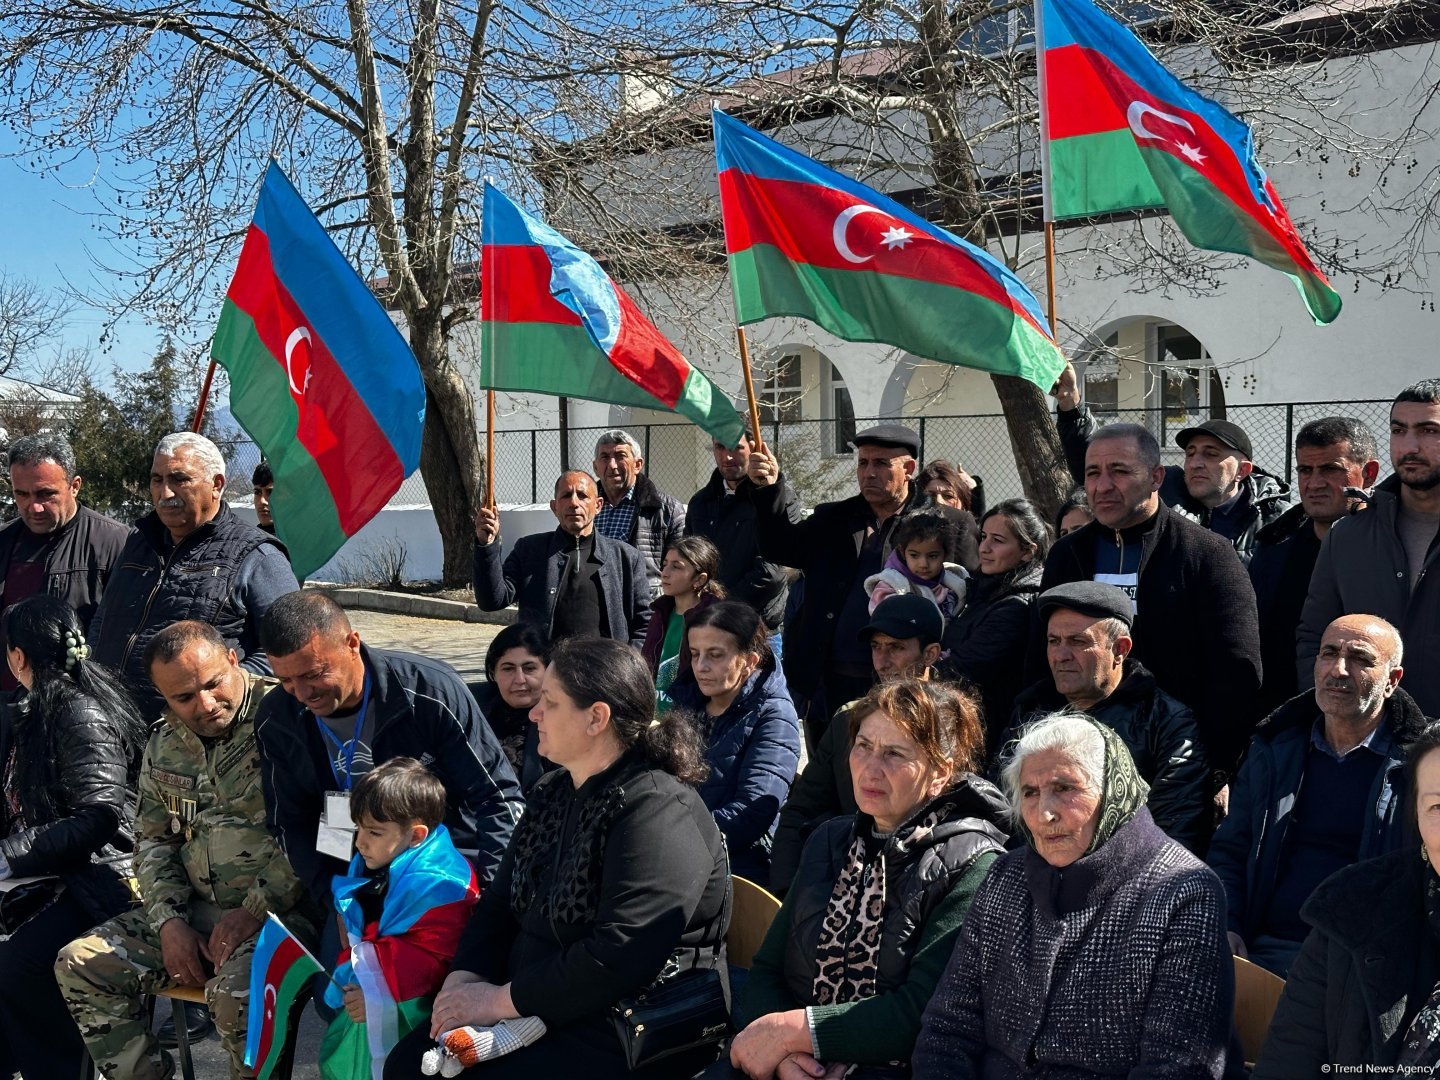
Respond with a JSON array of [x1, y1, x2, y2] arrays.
[[1006, 582, 1211, 854]]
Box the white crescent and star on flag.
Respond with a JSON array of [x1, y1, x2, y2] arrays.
[[1126, 100, 1207, 167], [831, 203, 918, 264], [284, 325, 314, 397]]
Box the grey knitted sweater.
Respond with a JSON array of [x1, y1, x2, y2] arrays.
[[912, 808, 1233, 1078]]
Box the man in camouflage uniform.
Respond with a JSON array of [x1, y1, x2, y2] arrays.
[[56, 620, 320, 1080]]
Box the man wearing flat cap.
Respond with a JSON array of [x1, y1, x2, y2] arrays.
[[1053, 363, 1292, 564], [747, 423, 938, 744], [1004, 581, 1211, 853]]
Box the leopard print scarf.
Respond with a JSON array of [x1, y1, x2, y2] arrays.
[[811, 809, 944, 1005], [508, 771, 628, 925]]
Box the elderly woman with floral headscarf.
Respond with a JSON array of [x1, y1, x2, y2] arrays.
[[912, 712, 1234, 1079]]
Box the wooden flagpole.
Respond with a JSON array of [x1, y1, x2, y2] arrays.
[[734, 327, 766, 452], [1044, 221, 1058, 334], [485, 388, 497, 509], [191, 360, 218, 432]]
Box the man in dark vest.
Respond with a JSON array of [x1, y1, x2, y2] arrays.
[[0, 431, 128, 691], [91, 432, 298, 718]]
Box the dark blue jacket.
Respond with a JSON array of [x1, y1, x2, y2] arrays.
[[1206, 686, 1429, 942], [472, 526, 651, 647], [255, 645, 525, 902], [669, 659, 801, 881]]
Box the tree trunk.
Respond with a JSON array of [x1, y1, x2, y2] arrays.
[[990, 374, 1073, 519], [409, 314, 485, 586]]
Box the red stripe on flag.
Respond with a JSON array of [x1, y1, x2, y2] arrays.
[[254, 936, 304, 1071], [227, 226, 407, 533], [610, 285, 688, 409], [1044, 43, 1132, 139], [481, 245, 585, 326], [718, 170, 1047, 338], [1071, 51, 1328, 277]]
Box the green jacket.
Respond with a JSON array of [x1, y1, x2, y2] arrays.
[[135, 670, 310, 933]]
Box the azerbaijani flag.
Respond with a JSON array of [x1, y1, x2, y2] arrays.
[[1037, 0, 1342, 324], [481, 182, 744, 447], [320, 825, 479, 1080], [244, 915, 324, 1080], [212, 163, 427, 577], [713, 110, 1065, 392]]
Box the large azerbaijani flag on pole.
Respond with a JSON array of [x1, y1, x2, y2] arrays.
[[713, 109, 1065, 391], [1036, 0, 1341, 324], [244, 915, 325, 1080], [212, 163, 427, 577], [480, 182, 744, 447]]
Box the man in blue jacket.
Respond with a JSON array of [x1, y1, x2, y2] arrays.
[[254, 591, 524, 907], [1208, 614, 1425, 977], [473, 470, 650, 647]]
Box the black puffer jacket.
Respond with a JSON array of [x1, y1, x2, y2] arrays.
[[685, 471, 798, 629], [940, 561, 1043, 753], [780, 778, 1008, 1001], [1006, 659, 1211, 853], [0, 691, 137, 922]]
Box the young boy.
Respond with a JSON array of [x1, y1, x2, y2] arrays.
[[320, 758, 479, 1080]]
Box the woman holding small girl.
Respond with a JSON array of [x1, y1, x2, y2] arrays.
[[864, 511, 969, 623]]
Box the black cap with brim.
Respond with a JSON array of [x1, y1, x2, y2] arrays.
[[1175, 419, 1254, 461], [859, 593, 944, 647], [851, 423, 921, 458], [1036, 581, 1135, 629]]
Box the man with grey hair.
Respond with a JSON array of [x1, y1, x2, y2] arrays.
[[0, 431, 129, 690], [91, 431, 298, 718], [591, 428, 684, 597], [1208, 614, 1426, 976], [1035, 421, 1262, 794], [1006, 581, 1210, 853]]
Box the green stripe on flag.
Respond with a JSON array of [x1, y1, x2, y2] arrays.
[[255, 964, 316, 1080], [730, 245, 1064, 390], [1050, 129, 1167, 220], [213, 300, 350, 576], [482, 322, 677, 412], [1138, 148, 1341, 324]]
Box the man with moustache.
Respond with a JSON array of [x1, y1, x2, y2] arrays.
[[0, 431, 127, 690], [1208, 615, 1426, 977], [591, 429, 685, 598], [473, 470, 650, 646], [1299, 379, 1440, 716], [90, 432, 297, 718], [56, 621, 320, 1080]]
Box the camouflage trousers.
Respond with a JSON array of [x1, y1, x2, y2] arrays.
[[56, 903, 266, 1080]]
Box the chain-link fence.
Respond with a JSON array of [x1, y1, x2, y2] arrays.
[[220, 398, 1397, 512]]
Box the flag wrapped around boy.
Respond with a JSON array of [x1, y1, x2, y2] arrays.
[[319, 823, 479, 1080]]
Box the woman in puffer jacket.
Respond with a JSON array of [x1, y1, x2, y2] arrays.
[[0, 594, 145, 1079], [667, 601, 801, 883]]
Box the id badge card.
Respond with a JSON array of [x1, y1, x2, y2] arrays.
[[317, 790, 355, 861]]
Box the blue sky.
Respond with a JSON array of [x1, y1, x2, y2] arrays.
[[1, 130, 163, 385]]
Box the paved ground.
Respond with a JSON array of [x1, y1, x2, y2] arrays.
[[181, 610, 503, 1079]]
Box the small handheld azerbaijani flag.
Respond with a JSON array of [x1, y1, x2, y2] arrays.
[[212, 163, 427, 577], [480, 182, 744, 447], [713, 110, 1065, 392], [1036, 0, 1341, 323], [245, 914, 325, 1080]]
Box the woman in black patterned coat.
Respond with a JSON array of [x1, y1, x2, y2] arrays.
[[912, 712, 1234, 1079], [383, 637, 730, 1079]]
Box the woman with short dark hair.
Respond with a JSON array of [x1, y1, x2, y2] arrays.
[[667, 601, 801, 882], [475, 623, 553, 794], [384, 637, 730, 1079], [0, 595, 145, 1079]]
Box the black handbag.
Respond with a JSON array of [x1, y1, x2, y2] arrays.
[[0, 877, 62, 936], [610, 877, 733, 1070]]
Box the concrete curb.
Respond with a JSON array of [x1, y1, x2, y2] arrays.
[[314, 586, 516, 625]]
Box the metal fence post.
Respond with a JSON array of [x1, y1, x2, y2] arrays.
[[1284, 404, 1295, 485], [918, 416, 927, 463], [530, 430, 538, 503]]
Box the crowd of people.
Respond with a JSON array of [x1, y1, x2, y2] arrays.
[[0, 370, 1434, 1078]]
